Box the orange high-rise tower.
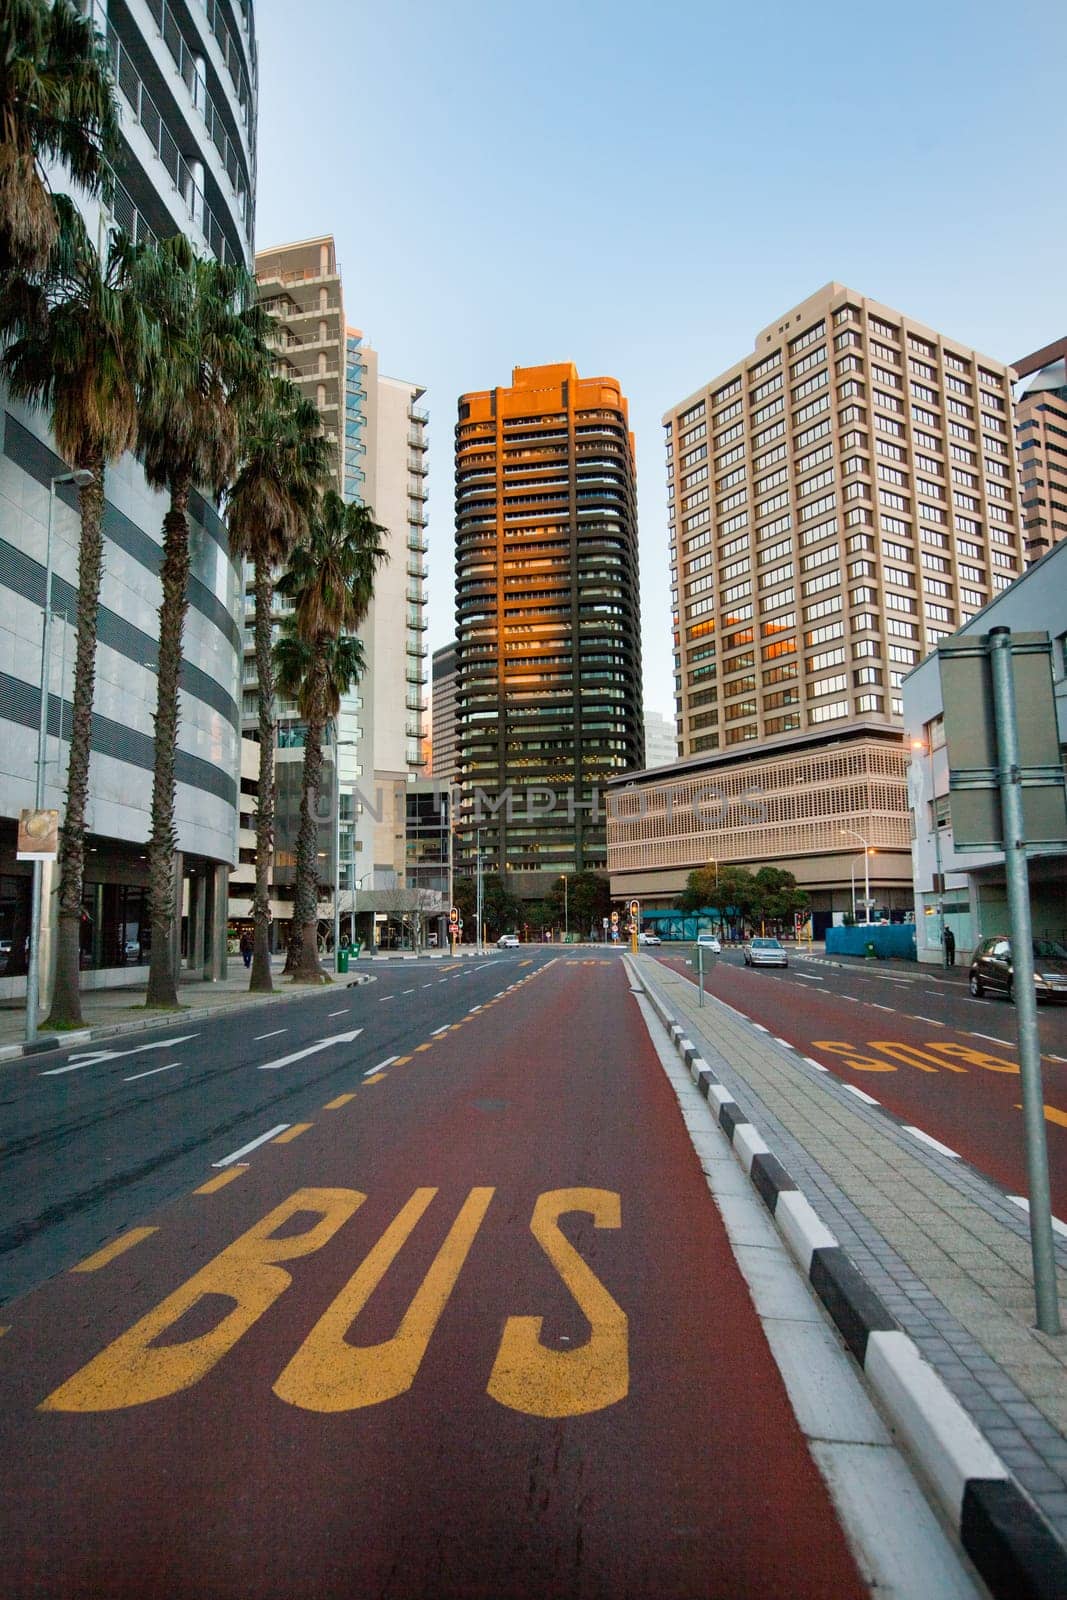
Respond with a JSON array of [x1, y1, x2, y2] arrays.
[[454, 363, 643, 890]]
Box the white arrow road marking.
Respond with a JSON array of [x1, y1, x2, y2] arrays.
[[41, 1035, 200, 1076], [257, 1027, 363, 1070]]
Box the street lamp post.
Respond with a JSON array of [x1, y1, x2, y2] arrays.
[[26, 469, 93, 1043], [475, 827, 483, 955], [840, 828, 871, 924], [911, 737, 944, 953], [332, 738, 357, 967], [560, 874, 568, 941]]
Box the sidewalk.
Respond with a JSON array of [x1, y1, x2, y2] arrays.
[[0, 955, 365, 1060], [632, 954, 1067, 1549]]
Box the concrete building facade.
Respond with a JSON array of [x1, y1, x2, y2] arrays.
[[454, 362, 644, 891], [431, 642, 458, 786], [642, 710, 678, 769], [903, 538, 1067, 964], [1, 0, 258, 1000]]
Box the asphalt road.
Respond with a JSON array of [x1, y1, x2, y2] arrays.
[[659, 946, 1067, 1214], [0, 950, 870, 1599]]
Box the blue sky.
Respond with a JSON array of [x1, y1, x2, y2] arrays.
[[253, 0, 1067, 722]]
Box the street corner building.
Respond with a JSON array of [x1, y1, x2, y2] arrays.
[[0, 0, 259, 998], [453, 362, 644, 899]]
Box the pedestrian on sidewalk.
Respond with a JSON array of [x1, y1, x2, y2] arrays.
[[943, 926, 955, 967], [239, 930, 253, 970]]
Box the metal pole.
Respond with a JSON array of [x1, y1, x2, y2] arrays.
[[446, 788, 454, 955], [988, 626, 1060, 1335], [332, 760, 341, 968], [562, 875, 568, 940], [26, 478, 60, 1043], [863, 847, 871, 927], [931, 762, 945, 952], [850, 859, 857, 923], [475, 828, 483, 955], [697, 942, 704, 1007]]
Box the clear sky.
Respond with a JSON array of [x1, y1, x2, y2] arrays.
[[253, 0, 1066, 723]]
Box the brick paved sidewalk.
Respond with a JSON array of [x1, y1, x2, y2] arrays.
[[637, 955, 1067, 1540]]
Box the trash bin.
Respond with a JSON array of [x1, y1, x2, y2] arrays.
[[336, 948, 349, 974], [864, 940, 876, 960]]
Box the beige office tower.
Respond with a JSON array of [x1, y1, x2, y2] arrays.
[[666, 283, 1026, 759], [251, 237, 428, 938]]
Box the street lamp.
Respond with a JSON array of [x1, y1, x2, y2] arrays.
[[332, 737, 357, 966], [475, 827, 484, 956], [26, 468, 94, 1043], [849, 851, 875, 923], [560, 873, 569, 941], [840, 828, 871, 924]]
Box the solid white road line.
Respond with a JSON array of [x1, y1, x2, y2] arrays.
[[969, 1031, 1011, 1047], [903, 1126, 961, 1160], [124, 1061, 181, 1082], [366, 1055, 398, 1076], [213, 1124, 289, 1167], [254, 1029, 286, 1040], [911, 1016, 945, 1027], [431, 1025, 450, 1035], [843, 1084, 881, 1106]]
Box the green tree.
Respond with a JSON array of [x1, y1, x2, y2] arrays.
[[227, 379, 332, 991], [274, 491, 387, 984], [752, 866, 809, 935], [677, 864, 759, 937], [450, 873, 521, 941], [0, 200, 156, 1025], [0, 0, 117, 279], [132, 235, 268, 1007]]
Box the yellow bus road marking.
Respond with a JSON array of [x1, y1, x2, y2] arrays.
[[392, 1055, 412, 1065], [0, 1326, 10, 1339], [72, 1228, 159, 1273], [519, 960, 532, 967], [414, 1043, 433, 1053], [363, 1073, 386, 1084], [272, 1124, 312, 1145], [324, 1093, 357, 1110], [1015, 1102, 1067, 1128], [195, 1167, 248, 1194]]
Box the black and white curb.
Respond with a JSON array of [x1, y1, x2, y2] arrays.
[[0, 1029, 92, 1062], [637, 971, 1067, 1600]]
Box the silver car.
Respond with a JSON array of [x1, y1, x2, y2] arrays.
[[744, 937, 788, 968]]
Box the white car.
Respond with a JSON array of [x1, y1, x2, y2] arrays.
[[744, 937, 788, 968], [496, 933, 520, 949], [696, 934, 722, 953], [637, 931, 661, 946]]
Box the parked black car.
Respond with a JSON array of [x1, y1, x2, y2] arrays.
[[968, 936, 1067, 1003]]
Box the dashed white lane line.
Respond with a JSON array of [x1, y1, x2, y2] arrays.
[[795, 973, 824, 981], [476, 963, 494, 971], [422, 983, 434, 989], [378, 994, 395, 1002], [871, 1003, 894, 1012], [402, 988, 415, 995], [124, 1061, 180, 1082], [911, 1015, 945, 1026], [903, 1126, 961, 1160], [431, 1025, 450, 1036], [468, 1005, 482, 1014], [254, 1029, 286, 1040], [327, 1009, 349, 1017], [1007, 1196, 1067, 1238], [803, 1056, 829, 1073], [437, 978, 448, 984], [366, 1055, 398, 1076], [969, 1031, 1011, 1047], [213, 1125, 289, 1168], [843, 1084, 881, 1106]]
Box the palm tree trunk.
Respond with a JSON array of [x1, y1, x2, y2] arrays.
[[145, 472, 192, 1008], [45, 461, 104, 1028], [249, 556, 275, 992], [291, 651, 329, 984]]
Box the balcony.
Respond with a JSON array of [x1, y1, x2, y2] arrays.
[[406, 639, 429, 659]]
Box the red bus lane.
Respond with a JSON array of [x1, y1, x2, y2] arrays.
[[0, 960, 865, 1600], [663, 957, 1067, 1215]]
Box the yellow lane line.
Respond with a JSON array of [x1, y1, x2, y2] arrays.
[[414, 1043, 433, 1053], [324, 1093, 357, 1110], [0, 1326, 9, 1338], [393, 1054, 412, 1065], [1016, 1102, 1067, 1128], [363, 1073, 387, 1083], [272, 1123, 312, 1144], [71, 1227, 158, 1273], [195, 1167, 248, 1194]]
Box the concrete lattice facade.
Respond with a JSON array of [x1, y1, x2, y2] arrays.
[[1014, 338, 1067, 564]]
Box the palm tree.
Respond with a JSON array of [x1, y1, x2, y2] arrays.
[[0, 0, 118, 279], [227, 379, 332, 992], [274, 491, 387, 984], [131, 235, 269, 1008], [0, 198, 156, 1025]]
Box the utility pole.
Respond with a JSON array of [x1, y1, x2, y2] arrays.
[[475, 827, 483, 956]]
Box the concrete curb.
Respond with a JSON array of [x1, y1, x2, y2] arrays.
[[628, 958, 1067, 1600], [0, 971, 374, 1062]]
